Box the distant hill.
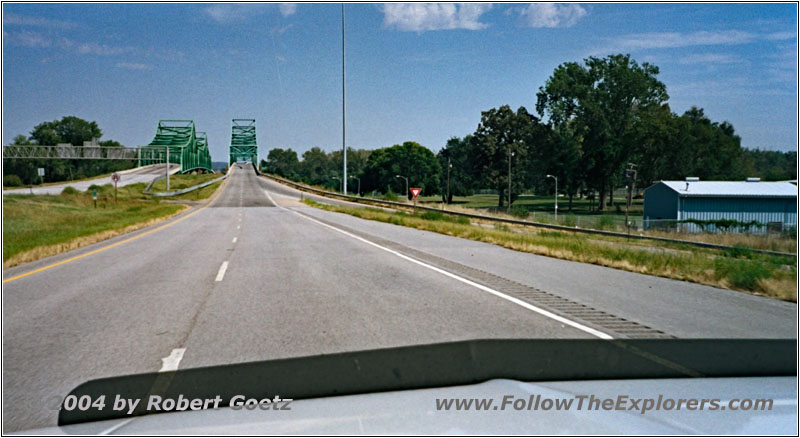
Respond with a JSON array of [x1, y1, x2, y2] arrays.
[[211, 161, 228, 171]]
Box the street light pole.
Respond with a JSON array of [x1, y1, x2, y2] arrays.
[[395, 174, 408, 199], [350, 175, 360, 196], [547, 174, 558, 220], [507, 150, 514, 213], [342, 4, 347, 196], [446, 157, 452, 204]]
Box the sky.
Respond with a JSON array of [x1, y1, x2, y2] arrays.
[[2, 2, 797, 162]]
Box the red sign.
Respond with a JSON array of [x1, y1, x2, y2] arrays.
[[410, 188, 421, 199], [111, 173, 121, 183]]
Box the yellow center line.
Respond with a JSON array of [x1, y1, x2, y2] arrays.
[[3, 170, 232, 284]]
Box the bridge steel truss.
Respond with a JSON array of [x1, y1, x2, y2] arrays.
[[229, 119, 258, 165], [139, 120, 212, 174], [2, 145, 141, 160]]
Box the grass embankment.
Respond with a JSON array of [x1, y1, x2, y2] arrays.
[[417, 194, 796, 253], [3, 184, 186, 268], [147, 172, 220, 192], [142, 172, 223, 201], [303, 199, 797, 302]]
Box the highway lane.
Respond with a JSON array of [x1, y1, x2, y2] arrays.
[[257, 176, 797, 339], [3, 167, 592, 432], [2, 164, 179, 195]]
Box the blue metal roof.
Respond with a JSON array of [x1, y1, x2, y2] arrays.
[[657, 181, 797, 198]]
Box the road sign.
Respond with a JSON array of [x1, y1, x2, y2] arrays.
[[37, 168, 45, 177], [111, 173, 120, 202], [410, 188, 421, 199]]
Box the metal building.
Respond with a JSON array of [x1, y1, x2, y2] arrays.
[[643, 178, 797, 233]]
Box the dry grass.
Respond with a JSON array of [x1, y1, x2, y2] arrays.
[[3, 207, 187, 268]]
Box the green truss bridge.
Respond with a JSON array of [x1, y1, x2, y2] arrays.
[[229, 119, 258, 165], [139, 120, 212, 174]]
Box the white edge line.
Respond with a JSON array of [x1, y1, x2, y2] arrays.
[[215, 261, 229, 282], [263, 189, 613, 340]]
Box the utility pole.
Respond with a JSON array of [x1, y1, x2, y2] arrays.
[[625, 162, 637, 234], [342, 3, 347, 195]]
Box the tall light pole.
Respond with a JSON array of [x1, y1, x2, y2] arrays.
[[446, 157, 452, 204], [350, 175, 360, 196], [507, 150, 514, 213], [547, 174, 558, 220], [341, 3, 347, 195], [395, 174, 408, 199]]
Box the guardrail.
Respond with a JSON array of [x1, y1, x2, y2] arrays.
[[260, 173, 796, 259], [144, 170, 228, 197]]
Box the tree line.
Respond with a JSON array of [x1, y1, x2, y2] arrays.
[[4, 116, 132, 186], [263, 54, 796, 210]]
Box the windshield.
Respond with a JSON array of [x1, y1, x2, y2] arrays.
[[2, 2, 797, 435]]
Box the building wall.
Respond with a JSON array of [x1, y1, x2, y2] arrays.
[[679, 197, 796, 232], [643, 183, 678, 229]]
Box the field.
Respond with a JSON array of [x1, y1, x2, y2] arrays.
[[3, 173, 225, 267], [416, 192, 795, 253], [304, 199, 797, 302]]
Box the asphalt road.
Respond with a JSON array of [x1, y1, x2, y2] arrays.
[[2, 167, 796, 432], [2, 164, 179, 195]]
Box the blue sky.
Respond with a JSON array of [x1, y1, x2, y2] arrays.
[[2, 3, 797, 161]]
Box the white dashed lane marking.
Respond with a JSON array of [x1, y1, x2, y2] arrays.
[[215, 261, 229, 282]]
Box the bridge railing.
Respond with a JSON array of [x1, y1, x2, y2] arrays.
[[3, 145, 142, 160]]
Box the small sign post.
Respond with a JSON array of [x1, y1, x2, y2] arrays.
[[92, 189, 97, 209], [37, 167, 45, 185], [111, 173, 120, 203], [410, 188, 421, 213]]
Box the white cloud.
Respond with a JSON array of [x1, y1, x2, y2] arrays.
[[271, 24, 293, 36], [676, 53, 740, 65], [77, 42, 131, 56], [610, 30, 791, 50], [4, 30, 52, 48], [2, 13, 77, 30], [382, 3, 492, 32], [203, 4, 254, 23], [204, 4, 287, 23], [519, 3, 587, 28], [279, 4, 297, 17], [116, 62, 152, 71]]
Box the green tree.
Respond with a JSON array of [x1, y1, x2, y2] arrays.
[[264, 148, 300, 179], [300, 147, 336, 188], [12, 134, 31, 145], [536, 54, 668, 210], [362, 141, 441, 198], [437, 136, 477, 203], [472, 105, 547, 208], [30, 116, 102, 146]]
